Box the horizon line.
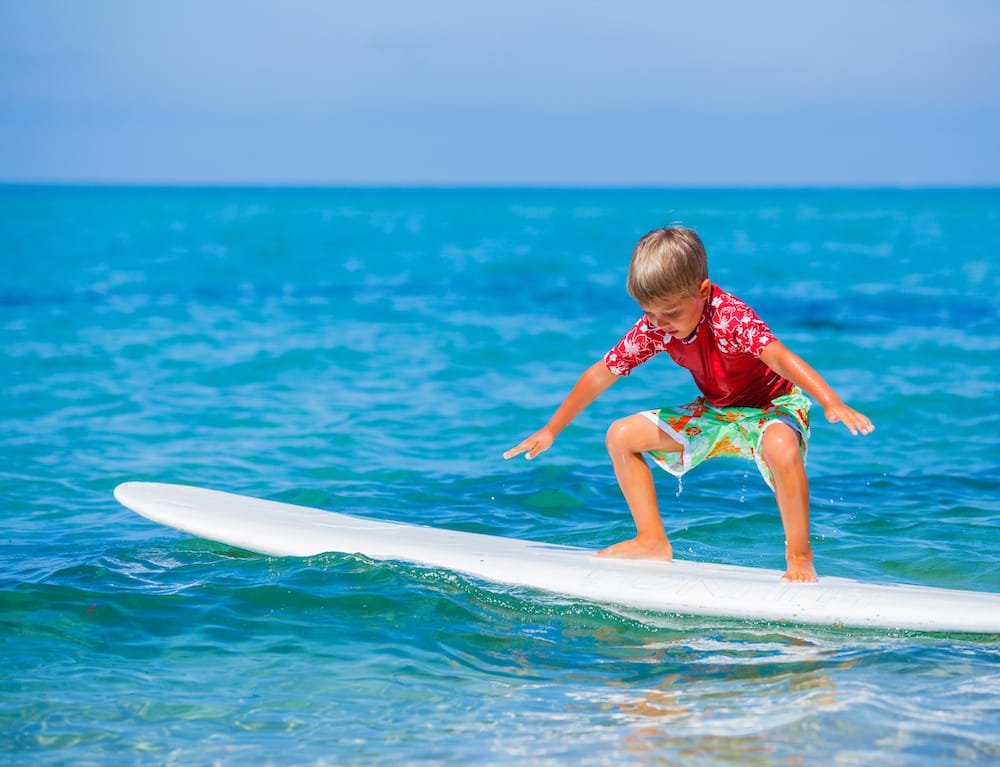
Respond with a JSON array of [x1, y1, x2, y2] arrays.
[[3, 180, 999, 192]]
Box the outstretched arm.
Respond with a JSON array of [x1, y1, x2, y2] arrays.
[[504, 360, 619, 460], [760, 341, 874, 436]]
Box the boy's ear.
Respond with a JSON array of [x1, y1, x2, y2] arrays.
[[697, 279, 711, 299]]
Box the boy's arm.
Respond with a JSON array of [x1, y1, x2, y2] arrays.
[[504, 360, 619, 460], [760, 341, 874, 436]]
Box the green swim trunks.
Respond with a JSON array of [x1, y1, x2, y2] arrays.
[[644, 388, 811, 489]]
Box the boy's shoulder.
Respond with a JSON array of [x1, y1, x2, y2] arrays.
[[706, 285, 775, 354], [709, 284, 751, 308], [708, 285, 762, 321]]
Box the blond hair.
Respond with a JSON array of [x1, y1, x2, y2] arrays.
[[626, 227, 708, 304]]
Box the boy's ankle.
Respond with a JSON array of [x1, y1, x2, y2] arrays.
[[785, 545, 813, 563]]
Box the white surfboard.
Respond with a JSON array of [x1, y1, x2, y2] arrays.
[[114, 482, 1000, 633]]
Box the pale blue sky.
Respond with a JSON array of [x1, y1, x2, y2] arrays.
[[1, 0, 998, 185]]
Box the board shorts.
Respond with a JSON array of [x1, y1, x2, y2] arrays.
[[642, 388, 811, 490]]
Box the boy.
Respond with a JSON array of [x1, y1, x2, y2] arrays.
[[504, 226, 873, 582]]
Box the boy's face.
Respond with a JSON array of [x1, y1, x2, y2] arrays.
[[639, 279, 711, 340]]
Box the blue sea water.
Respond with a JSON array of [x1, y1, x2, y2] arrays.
[[2, 186, 999, 766]]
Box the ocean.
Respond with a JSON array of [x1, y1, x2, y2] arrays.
[[2, 186, 998, 765]]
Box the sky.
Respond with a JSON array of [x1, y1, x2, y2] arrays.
[[1, 0, 998, 186]]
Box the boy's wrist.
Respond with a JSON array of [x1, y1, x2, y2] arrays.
[[821, 397, 844, 413]]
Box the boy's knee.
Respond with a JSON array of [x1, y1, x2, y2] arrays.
[[605, 418, 632, 452], [761, 425, 802, 471]]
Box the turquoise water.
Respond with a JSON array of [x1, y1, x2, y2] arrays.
[[2, 186, 999, 765]]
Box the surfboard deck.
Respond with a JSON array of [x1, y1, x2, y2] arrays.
[[113, 482, 1000, 633]]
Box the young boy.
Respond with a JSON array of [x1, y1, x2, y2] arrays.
[[504, 226, 874, 582]]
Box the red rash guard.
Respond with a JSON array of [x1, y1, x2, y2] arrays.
[[604, 285, 792, 409]]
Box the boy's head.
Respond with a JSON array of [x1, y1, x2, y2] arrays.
[[626, 227, 709, 304]]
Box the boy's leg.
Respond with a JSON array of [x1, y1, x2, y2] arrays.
[[760, 423, 817, 582], [597, 413, 682, 561]]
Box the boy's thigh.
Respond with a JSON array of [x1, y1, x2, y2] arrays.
[[607, 412, 683, 453]]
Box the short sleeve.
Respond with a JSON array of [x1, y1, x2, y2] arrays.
[[711, 292, 777, 357], [604, 317, 667, 376]]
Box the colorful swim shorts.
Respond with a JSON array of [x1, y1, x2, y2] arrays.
[[643, 388, 811, 489]]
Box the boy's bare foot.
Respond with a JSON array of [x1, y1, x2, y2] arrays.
[[596, 537, 673, 562], [782, 551, 818, 582]]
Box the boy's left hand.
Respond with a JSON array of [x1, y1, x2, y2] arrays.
[[824, 403, 874, 436]]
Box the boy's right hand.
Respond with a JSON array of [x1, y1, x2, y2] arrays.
[[503, 429, 555, 460]]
